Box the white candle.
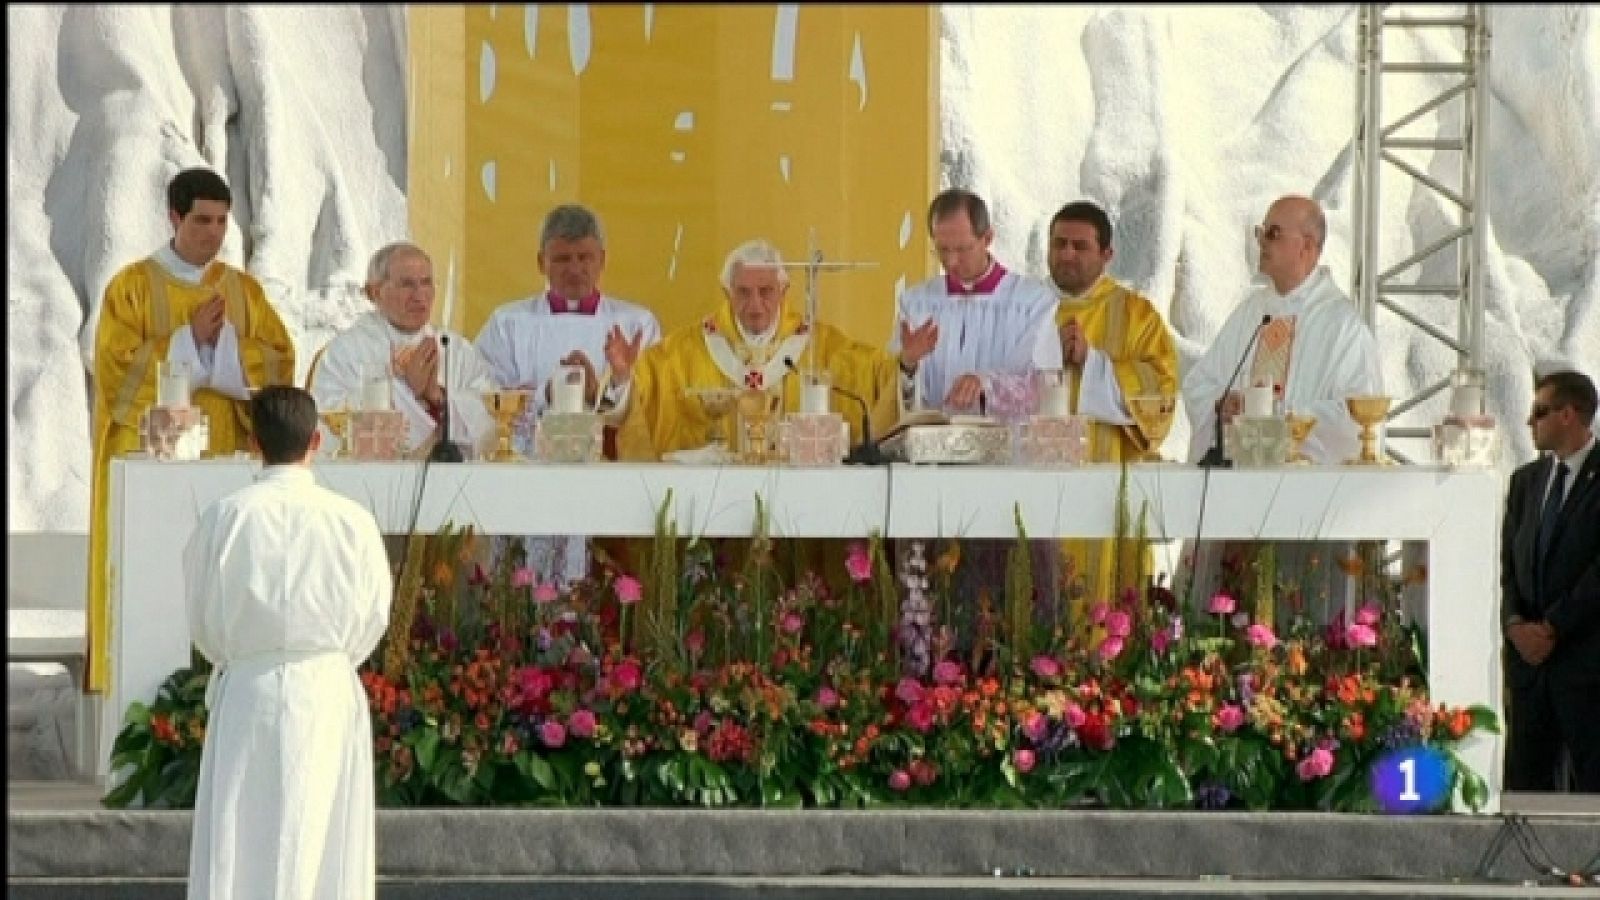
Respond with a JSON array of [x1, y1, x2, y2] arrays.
[[1450, 385, 1483, 418], [361, 378, 391, 411], [802, 383, 830, 415], [1039, 383, 1070, 418], [1244, 384, 1274, 419], [553, 380, 585, 415], [156, 372, 190, 409]]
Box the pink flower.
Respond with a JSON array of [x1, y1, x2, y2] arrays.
[[612, 659, 643, 692], [1246, 623, 1278, 649], [533, 582, 559, 604], [932, 660, 963, 685], [1296, 745, 1335, 781], [816, 686, 839, 710], [540, 719, 567, 749], [1098, 635, 1125, 662], [568, 708, 597, 739], [694, 710, 714, 735], [1089, 602, 1110, 626], [845, 542, 873, 583], [906, 703, 935, 733], [511, 566, 536, 588], [1213, 704, 1246, 733], [1207, 593, 1236, 615], [614, 575, 643, 605], [1013, 748, 1036, 774], [888, 769, 912, 792], [1105, 610, 1132, 638], [1345, 623, 1378, 648], [684, 629, 706, 657], [895, 678, 925, 705], [1355, 603, 1381, 627], [1064, 703, 1087, 729], [1029, 655, 1062, 681], [1022, 710, 1049, 743], [1151, 629, 1172, 654], [777, 611, 804, 635]]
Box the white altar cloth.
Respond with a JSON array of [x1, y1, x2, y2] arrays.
[[101, 459, 1504, 810]]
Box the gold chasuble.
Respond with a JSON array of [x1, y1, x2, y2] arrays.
[[1053, 276, 1178, 624], [614, 304, 898, 591], [86, 258, 295, 691], [618, 304, 899, 461]]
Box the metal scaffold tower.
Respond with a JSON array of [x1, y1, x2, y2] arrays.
[[1349, 3, 1492, 463]]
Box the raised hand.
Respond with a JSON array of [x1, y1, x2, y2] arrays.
[[944, 372, 984, 411], [190, 293, 227, 347], [898, 318, 939, 370], [604, 325, 645, 385]]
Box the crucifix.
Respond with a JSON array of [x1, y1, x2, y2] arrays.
[[778, 228, 878, 378]]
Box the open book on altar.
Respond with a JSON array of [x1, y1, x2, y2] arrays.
[[880, 409, 1001, 443]]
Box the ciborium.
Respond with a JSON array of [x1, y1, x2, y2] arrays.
[[1285, 413, 1317, 464], [1346, 395, 1391, 465], [1128, 394, 1177, 462], [686, 387, 741, 456], [483, 389, 532, 462], [736, 388, 783, 464]]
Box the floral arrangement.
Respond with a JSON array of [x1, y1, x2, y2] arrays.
[[104, 501, 1495, 811]]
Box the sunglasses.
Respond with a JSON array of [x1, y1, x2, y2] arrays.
[[1531, 403, 1566, 420], [1254, 223, 1288, 242]]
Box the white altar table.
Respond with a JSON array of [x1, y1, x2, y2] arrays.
[[102, 458, 1505, 810]]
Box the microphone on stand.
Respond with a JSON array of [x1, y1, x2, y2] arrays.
[[1197, 314, 1272, 470], [428, 334, 465, 463], [783, 357, 888, 466]]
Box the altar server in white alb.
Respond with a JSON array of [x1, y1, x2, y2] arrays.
[[891, 188, 1063, 418], [309, 241, 499, 457], [1182, 195, 1383, 464], [474, 204, 660, 423], [184, 386, 392, 900]]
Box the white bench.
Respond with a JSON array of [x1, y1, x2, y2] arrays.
[[7, 532, 92, 777]]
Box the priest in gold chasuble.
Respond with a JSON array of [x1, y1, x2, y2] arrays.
[[86, 168, 296, 692], [1047, 202, 1179, 627]]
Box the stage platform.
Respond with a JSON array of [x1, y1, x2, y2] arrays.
[[9, 782, 1599, 898]]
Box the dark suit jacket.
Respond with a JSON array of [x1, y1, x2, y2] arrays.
[[1501, 442, 1600, 689]]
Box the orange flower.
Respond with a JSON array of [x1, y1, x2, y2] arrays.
[[1336, 555, 1365, 577], [432, 560, 454, 588]]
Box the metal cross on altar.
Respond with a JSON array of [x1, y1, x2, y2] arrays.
[[778, 228, 878, 378]]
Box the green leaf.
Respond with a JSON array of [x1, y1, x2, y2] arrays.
[[413, 728, 440, 771]]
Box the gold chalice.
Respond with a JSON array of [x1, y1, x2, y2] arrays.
[[482, 389, 532, 462], [319, 407, 352, 459], [1345, 395, 1391, 465], [1128, 393, 1177, 462], [1285, 413, 1317, 464], [736, 388, 783, 464], [687, 387, 741, 455]]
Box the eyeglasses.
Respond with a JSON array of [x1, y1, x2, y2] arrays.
[[1531, 403, 1565, 420], [1254, 223, 1286, 242]]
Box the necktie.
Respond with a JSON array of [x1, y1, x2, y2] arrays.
[[1536, 461, 1569, 568]]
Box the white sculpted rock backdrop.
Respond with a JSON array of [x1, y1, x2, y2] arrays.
[[6, 4, 1598, 534]]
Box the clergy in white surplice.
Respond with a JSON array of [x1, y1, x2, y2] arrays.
[[184, 386, 392, 900], [474, 204, 661, 426], [890, 188, 1064, 419], [1182, 195, 1383, 465], [888, 189, 1065, 662], [1181, 195, 1384, 631], [308, 242, 498, 458], [473, 205, 661, 586]]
